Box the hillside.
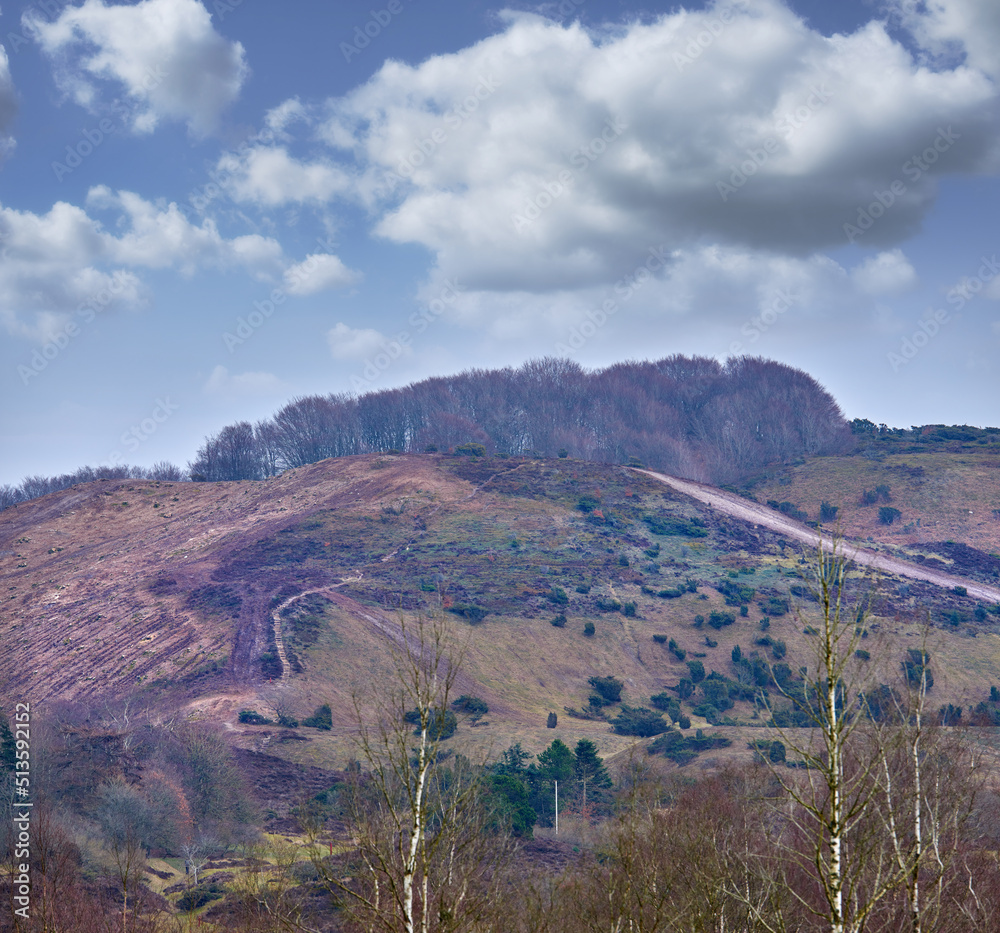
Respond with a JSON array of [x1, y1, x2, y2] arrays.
[[3, 451, 1000, 776]]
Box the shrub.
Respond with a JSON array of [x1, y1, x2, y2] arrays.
[[583, 622, 596, 637], [644, 543, 661, 558], [548, 586, 569, 605], [301, 704, 332, 730], [238, 709, 272, 725], [704, 636, 718, 648], [576, 584, 591, 594], [771, 639, 787, 660], [878, 506, 901, 526], [652, 633, 668, 644], [693, 614, 704, 629], [657, 587, 685, 598], [687, 659, 705, 683], [577, 494, 601, 513], [448, 604, 488, 623], [404, 708, 458, 740], [668, 639, 686, 661], [650, 692, 674, 712], [819, 501, 839, 522], [855, 648, 870, 661], [622, 600, 637, 617], [612, 705, 670, 737], [618, 554, 630, 567], [551, 614, 568, 627], [588, 676, 624, 703], [454, 442, 486, 456], [677, 715, 691, 730], [675, 678, 694, 700], [596, 596, 622, 612], [707, 610, 735, 630], [546, 712, 557, 728], [759, 617, 770, 630], [953, 585, 968, 597], [740, 604, 749, 617], [644, 514, 708, 538], [452, 696, 489, 721], [764, 597, 788, 617]]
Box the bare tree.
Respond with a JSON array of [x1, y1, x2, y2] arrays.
[[305, 616, 516, 933]]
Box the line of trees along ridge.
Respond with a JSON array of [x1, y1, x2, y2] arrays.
[[190, 355, 851, 485]]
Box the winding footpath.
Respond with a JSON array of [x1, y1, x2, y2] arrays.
[[635, 469, 1000, 605]]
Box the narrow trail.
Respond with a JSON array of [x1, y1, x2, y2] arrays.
[[267, 459, 533, 679], [636, 469, 1000, 604]]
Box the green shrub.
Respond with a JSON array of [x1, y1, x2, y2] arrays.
[[611, 705, 670, 737], [707, 611, 735, 630], [448, 604, 488, 623], [687, 659, 705, 683], [588, 676, 624, 703], [583, 622, 596, 637], [301, 704, 332, 730], [819, 501, 839, 522], [643, 514, 708, 538], [596, 596, 622, 612], [546, 712, 557, 728], [878, 506, 901, 525], [551, 613, 568, 627], [404, 708, 458, 740], [676, 678, 694, 700], [454, 442, 486, 456], [657, 587, 685, 598], [452, 696, 489, 721], [652, 633, 668, 644], [548, 586, 569, 605], [577, 494, 601, 513], [622, 600, 637, 617], [575, 584, 592, 594], [238, 709, 273, 725]]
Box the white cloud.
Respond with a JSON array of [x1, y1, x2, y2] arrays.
[[310, 1, 998, 294], [891, 0, 1000, 80], [265, 97, 308, 136], [0, 190, 285, 340], [29, 0, 247, 135], [851, 250, 919, 296], [216, 146, 350, 206], [327, 322, 403, 360], [0, 41, 17, 157], [205, 365, 286, 396], [284, 253, 360, 296]]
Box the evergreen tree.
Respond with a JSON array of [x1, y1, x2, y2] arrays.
[[573, 739, 612, 809], [0, 713, 15, 772]]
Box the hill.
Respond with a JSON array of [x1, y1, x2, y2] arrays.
[[3, 451, 1000, 775]]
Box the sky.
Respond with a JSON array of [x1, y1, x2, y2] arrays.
[[1, 0, 999, 484]]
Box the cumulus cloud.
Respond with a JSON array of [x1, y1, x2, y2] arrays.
[[216, 146, 349, 206], [891, 0, 1000, 80], [29, 0, 247, 135], [284, 253, 360, 296], [0, 189, 284, 340], [205, 365, 287, 396], [851, 250, 919, 296], [308, 0, 998, 295], [327, 322, 403, 360], [0, 42, 17, 156]]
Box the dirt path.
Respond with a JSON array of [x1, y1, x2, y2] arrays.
[[635, 469, 1000, 605]]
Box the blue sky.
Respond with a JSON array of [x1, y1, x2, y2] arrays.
[[1, 0, 999, 483]]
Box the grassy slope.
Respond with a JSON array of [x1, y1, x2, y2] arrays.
[[4, 451, 1000, 776]]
